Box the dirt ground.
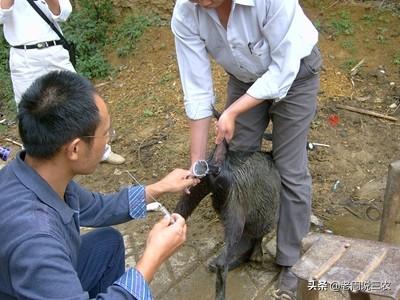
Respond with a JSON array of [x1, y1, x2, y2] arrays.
[[1, 1, 400, 243]]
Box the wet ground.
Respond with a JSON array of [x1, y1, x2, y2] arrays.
[[1, 0, 400, 299]]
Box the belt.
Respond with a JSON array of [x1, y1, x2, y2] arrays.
[[13, 40, 63, 50]]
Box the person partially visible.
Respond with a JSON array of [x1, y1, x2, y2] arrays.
[[0, 70, 200, 300], [0, 0, 125, 164], [172, 0, 322, 298]]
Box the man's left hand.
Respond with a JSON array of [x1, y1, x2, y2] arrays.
[[215, 110, 236, 144]]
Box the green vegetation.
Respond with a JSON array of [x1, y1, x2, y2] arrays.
[[341, 58, 358, 72], [62, 0, 115, 79], [159, 73, 175, 85], [112, 15, 161, 57], [376, 27, 388, 44], [341, 39, 355, 53], [394, 51, 400, 65], [0, 33, 16, 119], [143, 108, 154, 117], [361, 14, 375, 25], [313, 19, 322, 31], [330, 10, 354, 35], [0, 0, 159, 117]]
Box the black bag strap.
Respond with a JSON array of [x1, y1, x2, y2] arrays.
[[26, 0, 69, 45]]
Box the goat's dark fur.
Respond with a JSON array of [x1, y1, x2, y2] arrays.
[[174, 141, 280, 300]]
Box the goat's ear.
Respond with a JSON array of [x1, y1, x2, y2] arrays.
[[212, 106, 221, 120]]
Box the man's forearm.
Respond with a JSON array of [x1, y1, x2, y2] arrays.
[[1, 0, 14, 9], [190, 117, 211, 164], [45, 0, 60, 15]]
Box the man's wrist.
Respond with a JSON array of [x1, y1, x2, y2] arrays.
[[135, 251, 161, 282], [145, 182, 166, 201]]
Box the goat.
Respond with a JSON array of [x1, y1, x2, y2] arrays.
[[174, 139, 280, 300]]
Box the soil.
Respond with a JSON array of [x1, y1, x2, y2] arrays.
[[1, 1, 400, 241]]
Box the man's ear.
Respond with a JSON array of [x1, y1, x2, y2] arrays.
[[65, 138, 82, 161]]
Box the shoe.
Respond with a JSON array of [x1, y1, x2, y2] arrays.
[[101, 151, 125, 165], [207, 237, 255, 273], [272, 266, 298, 300]]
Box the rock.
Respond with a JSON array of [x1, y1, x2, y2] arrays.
[[310, 214, 324, 227]]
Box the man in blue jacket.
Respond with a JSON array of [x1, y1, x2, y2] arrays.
[[0, 70, 199, 300]]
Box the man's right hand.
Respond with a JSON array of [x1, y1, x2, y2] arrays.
[[135, 213, 187, 282], [145, 169, 199, 201]]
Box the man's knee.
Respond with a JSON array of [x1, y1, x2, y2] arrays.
[[99, 227, 124, 247]]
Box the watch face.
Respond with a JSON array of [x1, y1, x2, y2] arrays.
[[193, 160, 209, 178]]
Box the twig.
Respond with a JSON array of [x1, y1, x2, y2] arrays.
[[95, 81, 111, 88], [4, 138, 23, 148], [137, 132, 168, 166], [336, 104, 398, 122], [350, 58, 365, 77], [344, 206, 363, 219], [327, 0, 339, 9], [138, 133, 167, 150]]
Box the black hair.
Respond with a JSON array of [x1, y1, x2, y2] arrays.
[[18, 70, 100, 159]]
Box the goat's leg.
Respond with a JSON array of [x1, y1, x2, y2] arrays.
[[215, 205, 246, 300], [215, 248, 228, 300], [174, 179, 210, 219], [250, 237, 264, 263]]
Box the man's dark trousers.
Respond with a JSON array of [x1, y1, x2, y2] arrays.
[[78, 227, 125, 298]]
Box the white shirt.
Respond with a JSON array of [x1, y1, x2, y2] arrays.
[[0, 0, 72, 46], [171, 0, 318, 120]]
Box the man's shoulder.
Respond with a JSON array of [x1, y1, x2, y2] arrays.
[[173, 0, 197, 17], [0, 166, 61, 256]]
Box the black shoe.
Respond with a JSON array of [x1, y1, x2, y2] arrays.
[[207, 237, 255, 273], [272, 266, 298, 300]]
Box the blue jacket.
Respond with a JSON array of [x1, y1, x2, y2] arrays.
[[0, 151, 152, 299]]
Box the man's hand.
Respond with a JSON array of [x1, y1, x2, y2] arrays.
[[145, 169, 200, 201], [215, 109, 236, 144], [0, 0, 14, 9], [45, 0, 60, 15], [215, 93, 262, 145], [135, 213, 187, 282]]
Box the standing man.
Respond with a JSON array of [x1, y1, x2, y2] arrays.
[[0, 70, 200, 299], [171, 0, 322, 298], [0, 0, 125, 164]]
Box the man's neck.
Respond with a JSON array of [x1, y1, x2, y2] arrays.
[[25, 154, 73, 200], [216, 0, 232, 30]]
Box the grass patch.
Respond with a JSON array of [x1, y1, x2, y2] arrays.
[[159, 73, 175, 85], [394, 51, 400, 65], [0, 33, 16, 118], [111, 15, 161, 57], [313, 19, 322, 31], [361, 14, 376, 26], [329, 10, 354, 35], [143, 108, 154, 117], [341, 39, 355, 53], [341, 58, 358, 72], [376, 27, 388, 44]]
